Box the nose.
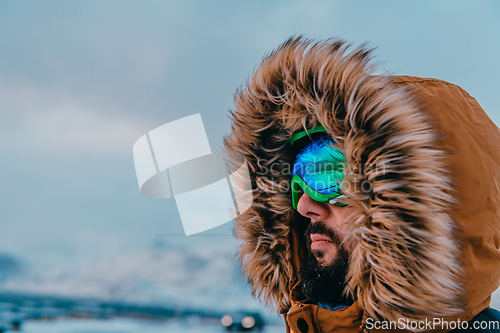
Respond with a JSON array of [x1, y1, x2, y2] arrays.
[[296, 192, 331, 221]]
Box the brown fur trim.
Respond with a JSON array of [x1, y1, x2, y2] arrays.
[[223, 37, 461, 322]]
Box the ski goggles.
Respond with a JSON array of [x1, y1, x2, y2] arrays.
[[290, 126, 348, 210]]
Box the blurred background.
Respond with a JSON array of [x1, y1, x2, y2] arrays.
[[0, 1, 499, 332]]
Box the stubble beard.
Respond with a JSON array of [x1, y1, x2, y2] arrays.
[[299, 221, 353, 307]]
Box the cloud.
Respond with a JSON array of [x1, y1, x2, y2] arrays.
[[0, 82, 155, 156]]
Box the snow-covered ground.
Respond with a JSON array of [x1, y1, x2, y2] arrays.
[[22, 318, 285, 333], [2, 239, 500, 324], [1, 242, 264, 313]]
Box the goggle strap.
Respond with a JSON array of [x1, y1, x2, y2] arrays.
[[328, 195, 349, 205], [289, 125, 327, 146]]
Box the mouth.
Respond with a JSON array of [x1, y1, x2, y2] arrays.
[[310, 233, 334, 250]]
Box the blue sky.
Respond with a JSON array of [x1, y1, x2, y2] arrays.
[[0, 0, 498, 301]]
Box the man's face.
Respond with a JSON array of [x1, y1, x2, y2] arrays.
[[296, 193, 358, 266], [296, 192, 358, 306]]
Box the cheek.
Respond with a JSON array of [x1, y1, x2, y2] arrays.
[[343, 235, 358, 254], [344, 206, 359, 215], [338, 207, 359, 249], [341, 206, 358, 222], [335, 208, 356, 231]]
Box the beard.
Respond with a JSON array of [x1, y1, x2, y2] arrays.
[[299, 221, 353, 307]]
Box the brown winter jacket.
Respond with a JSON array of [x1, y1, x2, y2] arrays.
[[223, 37, 500, 332]]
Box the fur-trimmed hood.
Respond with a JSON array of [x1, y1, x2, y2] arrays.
[[223, 37, 500, 331]]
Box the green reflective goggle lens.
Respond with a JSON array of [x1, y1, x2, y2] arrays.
[[290, 127, 348, 210]]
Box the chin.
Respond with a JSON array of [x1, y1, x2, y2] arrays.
[[312, 247, 338, 265], [300, 243, 352, 307]]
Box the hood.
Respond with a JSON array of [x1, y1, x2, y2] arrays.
[[223, 37, 500, 326]]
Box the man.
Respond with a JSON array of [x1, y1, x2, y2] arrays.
[[223, 37, 500, 332]]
